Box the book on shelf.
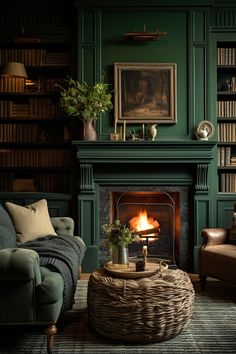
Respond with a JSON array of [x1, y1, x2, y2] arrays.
[[217, 47, 236, 66], [0, 149, 70, 167], [218, 122, 236, 142], [220, 173, 236, 192], [0, 77, 25, 92], [12, 178, 37, 192], [217, 101, 236, 118], [218, 146, 231, 166]]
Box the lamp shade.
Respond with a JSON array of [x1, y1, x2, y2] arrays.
[[1, 62, 28, 78]]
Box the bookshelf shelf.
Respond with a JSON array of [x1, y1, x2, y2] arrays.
[[0, 37, 72, 194], [217, 91, 236, 95], [217, 41, 236, 193]]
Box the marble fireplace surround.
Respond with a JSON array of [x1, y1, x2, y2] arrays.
[[73, 140, 216, 272]]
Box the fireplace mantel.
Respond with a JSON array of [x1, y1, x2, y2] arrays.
[[73, 140, 216, 193], [73, 140, 217, 272], [73, 140, 216, 163]]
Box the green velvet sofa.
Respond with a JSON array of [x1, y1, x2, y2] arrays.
[[0, 204, 86, 353]]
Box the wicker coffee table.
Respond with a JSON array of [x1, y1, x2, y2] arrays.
[[87, 266, 195, 343]]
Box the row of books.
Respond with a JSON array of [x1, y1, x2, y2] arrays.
[[0, 77, 25, 92], [0, 77, 64, 93], [0, 148, 70, 167], [35, 174, 70, 193], [219, 173, 236, 192], [0, 49, 70, 66], [0, 123, 40, 142], [0, 99, 64, 118], [0, 124, 68, 142], [217, 146, 232, 166], [0, 173, 70, 192], [218, 123, 236, 142], [217, 100, 236, 118], [217, 47, 236, 66]]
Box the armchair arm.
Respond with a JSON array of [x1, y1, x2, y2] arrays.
[[201, 228, 229, 248], [0, 248, 41, 285]]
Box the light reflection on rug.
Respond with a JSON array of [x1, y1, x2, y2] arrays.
[[0, 279, 236, 353]]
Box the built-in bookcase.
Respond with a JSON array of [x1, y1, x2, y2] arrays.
[[217, 41, 236, 193], [0, 39, 72, 193]]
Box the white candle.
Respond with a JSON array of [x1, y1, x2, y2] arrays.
[[123, 120, 126, 141], [142, 245, 147, 257]]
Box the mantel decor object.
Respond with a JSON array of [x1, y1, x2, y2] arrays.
[[114, 62, 177, 124], [195, 120, 214, 141], [58, 77, 113, 141], [125, 25, 167, 41]]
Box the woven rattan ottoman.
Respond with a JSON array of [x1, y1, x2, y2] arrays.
[[87, 268, 195, 343]]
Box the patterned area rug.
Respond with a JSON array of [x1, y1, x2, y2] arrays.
[[0, 279, 236, 353]]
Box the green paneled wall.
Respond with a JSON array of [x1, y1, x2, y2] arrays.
[[76, 1, 236, 272], [79, 8, 189, 140]]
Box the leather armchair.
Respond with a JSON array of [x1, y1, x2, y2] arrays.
[[199, 227, 236, 290], [0, 215, 86, 354]]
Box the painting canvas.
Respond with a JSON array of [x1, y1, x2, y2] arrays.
[[114, 63, 177, 124]]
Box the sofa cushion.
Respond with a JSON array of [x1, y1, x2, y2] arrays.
[[0, 204, 16, 248], [229, 212, 236, 243], [5, 199, 57, 243]]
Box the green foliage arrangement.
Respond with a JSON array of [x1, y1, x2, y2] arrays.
[[58, 77, 113, 120], [101, 220, 140, 248]]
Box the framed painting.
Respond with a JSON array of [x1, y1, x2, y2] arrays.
[[114, 62, 177, 124]]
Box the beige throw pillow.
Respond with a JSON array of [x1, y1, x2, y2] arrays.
[[5, 199, 57, 243]]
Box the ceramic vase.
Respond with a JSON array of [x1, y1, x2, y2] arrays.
[[83, 119, 97, 141]]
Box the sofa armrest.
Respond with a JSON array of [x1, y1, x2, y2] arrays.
[[0, 248, 41, 285], [201, 228, 229, 248], [50, 217, 74, 236]]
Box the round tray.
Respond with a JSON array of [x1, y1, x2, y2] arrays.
[[104, 260, 168, 279]]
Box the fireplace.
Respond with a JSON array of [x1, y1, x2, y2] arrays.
[[100, 186, 191, 270], [73, 140, 216, 272], [110, 191, 179, 267]]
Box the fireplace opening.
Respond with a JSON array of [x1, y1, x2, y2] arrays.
[[111, 191, 180, 268]]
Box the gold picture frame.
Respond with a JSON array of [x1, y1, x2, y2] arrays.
[[114, 62, 177, 124]]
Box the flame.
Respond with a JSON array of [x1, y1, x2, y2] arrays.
[[129, 209, 160, 239]]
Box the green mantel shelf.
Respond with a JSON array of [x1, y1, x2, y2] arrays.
[[72, 140, 217, 164]]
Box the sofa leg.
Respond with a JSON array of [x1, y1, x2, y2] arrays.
[[45, 324, 57, 354], [199, 274, 207, 290]]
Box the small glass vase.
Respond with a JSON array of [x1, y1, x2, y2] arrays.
[[111, 245, 129, 269]]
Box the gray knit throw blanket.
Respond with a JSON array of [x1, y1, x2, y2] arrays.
[[19, 234, 85, 312]]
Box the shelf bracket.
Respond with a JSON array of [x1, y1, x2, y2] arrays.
[[195, 163, 209, 193], [79, 163, 94, 194]]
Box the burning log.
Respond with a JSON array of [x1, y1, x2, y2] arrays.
[[132, 227, 160, 236]]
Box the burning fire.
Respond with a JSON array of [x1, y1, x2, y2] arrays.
[[129, 209, 160, 239]]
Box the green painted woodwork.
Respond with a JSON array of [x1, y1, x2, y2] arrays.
[[79, 8, 189, 140], [0, 193, 71, 217], [217, 197, 236, 228], [75, 1, 236, 272]]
